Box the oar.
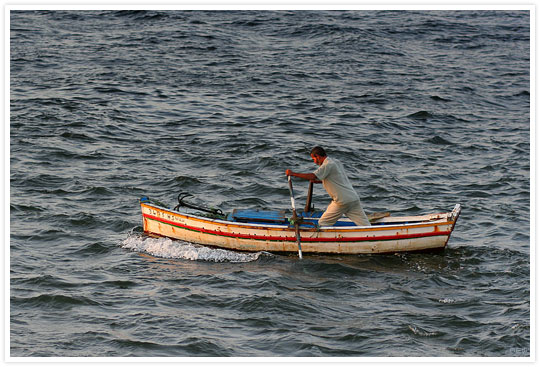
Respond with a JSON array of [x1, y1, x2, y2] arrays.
[[287, 175, 303, 259]]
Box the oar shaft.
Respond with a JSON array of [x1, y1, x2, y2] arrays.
[[304, 181, 314, 213], [295, 226, 303, 259], [288, 176, 295, 206], [287, 175, 303, 259]]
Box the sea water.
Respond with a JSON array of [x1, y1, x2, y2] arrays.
[[10, 10, 530, 357]]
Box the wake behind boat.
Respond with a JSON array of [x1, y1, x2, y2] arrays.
[[139, 187, 461, 255]]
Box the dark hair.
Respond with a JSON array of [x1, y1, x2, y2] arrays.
[[310, 146, 327, 157]]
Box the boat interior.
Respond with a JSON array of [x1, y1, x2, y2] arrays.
[[227, 208, 445, 228]]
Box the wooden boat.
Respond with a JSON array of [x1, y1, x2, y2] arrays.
[[139, 191, 461, 255]]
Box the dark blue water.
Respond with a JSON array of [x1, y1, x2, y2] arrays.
[[10, 10, 530, 357]]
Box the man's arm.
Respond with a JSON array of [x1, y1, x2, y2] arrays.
[[285, 170, 321, 183]]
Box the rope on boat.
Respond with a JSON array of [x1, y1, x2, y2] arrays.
[[288, 215, 317, 228], [173, 192, 225, 218]]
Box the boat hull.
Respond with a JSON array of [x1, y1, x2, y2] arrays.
[[140, 199, 461, 255]]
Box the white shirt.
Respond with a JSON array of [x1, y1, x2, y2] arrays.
[[313, 157, 359, 205]]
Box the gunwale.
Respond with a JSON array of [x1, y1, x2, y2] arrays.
[[141, 202, 453, 232]]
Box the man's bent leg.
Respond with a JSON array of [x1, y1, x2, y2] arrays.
[[318, 201, 346, 227], [345, 200, 370, 226]]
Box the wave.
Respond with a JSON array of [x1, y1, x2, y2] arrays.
[[121, 234, 264, 263], [430, 95, 451, 102], [407, 110, 433, 120], [12, 294, 101, 309], [111, 10, 171, 22], [426, 135, 454, 145]]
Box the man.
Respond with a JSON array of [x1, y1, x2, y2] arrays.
[[285, 146, 370, 227]]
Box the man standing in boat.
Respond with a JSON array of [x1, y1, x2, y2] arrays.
[[285, 146, 370, 227]]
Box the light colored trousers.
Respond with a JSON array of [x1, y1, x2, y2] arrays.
[[318, 200, 371, 227]]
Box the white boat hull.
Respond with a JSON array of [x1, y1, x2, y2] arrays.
[[140, 199, 461, 254]]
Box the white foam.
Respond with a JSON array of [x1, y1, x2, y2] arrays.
[[408, 325, 439, 337], [121, 234, 264, 263]]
